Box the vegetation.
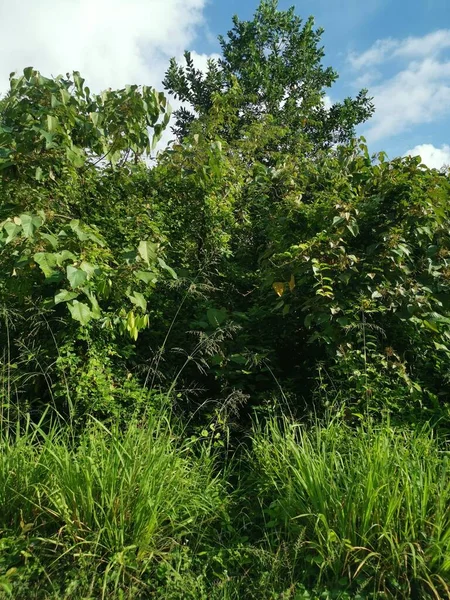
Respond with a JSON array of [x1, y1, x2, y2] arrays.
[[0, 1, 449, 598]]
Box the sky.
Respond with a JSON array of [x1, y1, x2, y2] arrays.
[[0, 0, 449, 168]]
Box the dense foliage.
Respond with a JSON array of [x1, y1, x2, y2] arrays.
[[0, 1, 449, 598]]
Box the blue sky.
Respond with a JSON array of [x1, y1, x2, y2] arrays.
[[1, 0, 449, 166]]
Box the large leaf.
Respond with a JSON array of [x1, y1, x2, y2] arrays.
[[34, 252, 58, 278], [54, 289, 79, 305], [135, 270, 158, 284], [67, 300, 92, 325], [128, 291, 147, 311], [157, 257, 177, 279], [69, 220, 90, 241], [40, 233, 59, 249], [207, 308, 227, 327], [20, 214, 42, 238], [67, 265, 87, 288], [138, 241, 158, 265], [3, 222, 21, 244], [56, 250, 77, 265], [47, 115, 58, 133]]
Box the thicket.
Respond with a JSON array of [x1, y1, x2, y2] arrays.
[[0, 1, 449, 597]]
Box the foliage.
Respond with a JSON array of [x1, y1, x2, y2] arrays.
[[0, 67, 170, 180], [1, 2, 450, 597], [151, 93, 450, 423], [0, 69, 175, 419], [259, 141, 450, 420]]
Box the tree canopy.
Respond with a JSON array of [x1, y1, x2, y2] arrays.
[[164, 0, 374, 150]]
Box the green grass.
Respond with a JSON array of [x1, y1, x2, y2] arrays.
[[0, 413, 449, 599], [0, 413, 226, 598], [251, 416, 450, 598]]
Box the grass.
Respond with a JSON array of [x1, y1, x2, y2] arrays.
[[0, 411, 449, 598], [0, 413, 226, 598], [251, 415, 450, 598]]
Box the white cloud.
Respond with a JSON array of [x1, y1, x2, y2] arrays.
[[349, 38, 398, 70], [0, 0, 208, 93], [404, 143, 450, 169], [395, 29, 450, 59], [365, 58, 450, 142], [323, 94, 333, 111], [189, 51, 221, 74], [0, 0, 223, 154], [349, 30, 450, 143], [349, 29, 450, 69]]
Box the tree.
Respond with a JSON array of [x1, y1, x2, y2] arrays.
[[0, 69, 176, 420], [164, 0, 374, 150]]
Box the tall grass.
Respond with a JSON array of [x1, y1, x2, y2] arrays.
[[0, 413, 226, 598], [251, 416, 450, 597], [1, 412, 450, 598]]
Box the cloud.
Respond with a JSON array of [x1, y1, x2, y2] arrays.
[[404, 143, 450, 169], [323, 94, 333, 111], [349, 29, 450, 69], [365, 58, 450, 142], [349, 30, 450, 143], [0, 0, 208, 93], [349, 39, 398, 70], [188, 51, 222, 74]]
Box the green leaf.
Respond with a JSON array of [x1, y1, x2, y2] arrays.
[[67, 265, 87, 288], [157, 257, 177, 279], [34, 252, 58, 277], [68, 301, 92, 325], [80, 261, 98, 277], [135, 270, 158, 284], [55, 250, 77, 265], [423, 320, 439, 333], [84, 291, 101, 319], [207, 308, 227, 327], [337, 317, 350, 326], [90, 112, 100, 127], [69, 220, 90, 241], [230, 354, 247, 365], [47, 115, 58, 133], [138, 240, 158, 265], [60, 88, 71, 105], [40, 233, 59, 249], [66, 146, 85, 168], [346, 222, 359, 237], [128, 291, 147, 311], [23, 66, 34, 80], [3, 222, 21, 244], [20, 213, 42, 238], [54, 289, 79, 305]]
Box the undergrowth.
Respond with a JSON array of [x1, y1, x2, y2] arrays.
[[0, 411, 449, 599]]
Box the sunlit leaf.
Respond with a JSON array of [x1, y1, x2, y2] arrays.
[[273, 282, 284, 297], [68, 300, 92, 325]]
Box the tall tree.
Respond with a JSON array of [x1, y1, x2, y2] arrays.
[[164, 0, 374, 150]]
